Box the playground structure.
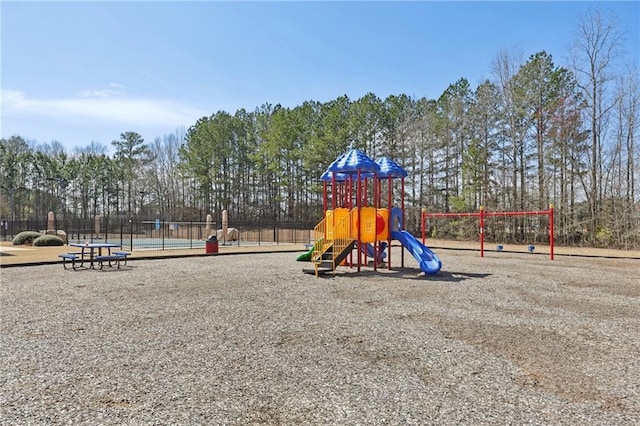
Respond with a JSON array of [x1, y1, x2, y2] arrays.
[[421, 205, 555, 260], [302, 149, 442, 276]]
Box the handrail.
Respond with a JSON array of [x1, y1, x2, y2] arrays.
[[311, 209, 356, 274], [331, 209, 355, 267], [311, 217, 329, 264]]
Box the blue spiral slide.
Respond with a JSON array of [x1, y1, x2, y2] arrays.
[[391, 230, 442, 275]]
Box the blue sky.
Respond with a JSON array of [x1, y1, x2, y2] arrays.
[[1, 1, 638, 152]]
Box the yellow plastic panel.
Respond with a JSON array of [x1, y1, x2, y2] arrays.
[[325, 210, 333, 240], [349, 208, 358, 239], [334, 208, 350, 239], [360, 207, 377, 243]]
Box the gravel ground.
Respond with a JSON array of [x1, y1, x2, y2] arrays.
[[1, 248, 639, 425]]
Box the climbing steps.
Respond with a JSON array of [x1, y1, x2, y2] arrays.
[[302, 240, 355, 275], [302, 209, 357, 276]]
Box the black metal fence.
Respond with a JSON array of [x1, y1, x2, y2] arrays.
[[2, 217, 315, 251]]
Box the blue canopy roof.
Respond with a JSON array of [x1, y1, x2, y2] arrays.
[[327, 149, 380, 174], [321, 170, 375, 181], [320, 170, 348, 182], [375, 157, 407, 178], [321, 153, 348, 182]]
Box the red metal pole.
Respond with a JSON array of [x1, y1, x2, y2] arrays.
[[363, 178, 368, 207], [348, 176, 352, 209], [480, 206, 485, 258], [387, 176, 392, 270], [401, 177, 405, 267], [322, 181, 327, 215], [422, 212, 481, 218], [331, 174, 336, 210], [549, 203, 554, 260], [348, 175, 353, 267], [373, 173, 378, 272], [421, 207, 426, 244], [357, 170, 361, 272], [485, 210, 546, 217]]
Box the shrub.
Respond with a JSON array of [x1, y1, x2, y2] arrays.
[[12, 231, 42, 245], [595, 227, 614, 247], [33, 235, 65, 247]]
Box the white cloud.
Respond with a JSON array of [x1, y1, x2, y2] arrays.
[[1, 87, 206, 128], [78, 82, 126, 98]]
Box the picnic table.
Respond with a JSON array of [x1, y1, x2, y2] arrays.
[[67, 242, 124, 269]]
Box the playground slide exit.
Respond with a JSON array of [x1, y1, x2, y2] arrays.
[[391, 230, 442, 275]]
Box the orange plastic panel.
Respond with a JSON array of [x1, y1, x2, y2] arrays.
[[376, 208, 389, 240]]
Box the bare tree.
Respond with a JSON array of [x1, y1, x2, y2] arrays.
[[570, 7, 624, 241], [491, 47, 527, 211], [611, 68, 640, 247]]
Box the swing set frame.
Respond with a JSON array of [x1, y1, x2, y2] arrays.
[[421, 204, 555, 260]]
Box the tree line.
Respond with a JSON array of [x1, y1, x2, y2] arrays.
[[1, 9, 638, 248]]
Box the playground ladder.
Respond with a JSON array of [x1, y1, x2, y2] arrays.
[[311, 209, 356, 276]]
